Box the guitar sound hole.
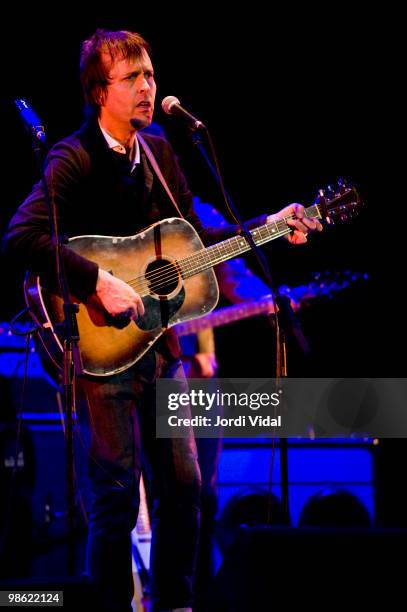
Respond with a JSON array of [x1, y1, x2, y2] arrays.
[[145, 258, 180, 296]]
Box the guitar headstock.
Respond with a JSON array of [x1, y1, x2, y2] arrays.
[[316, 179, 363, 224]]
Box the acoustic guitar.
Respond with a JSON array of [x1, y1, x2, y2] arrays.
[[24, 182, 361, 376]]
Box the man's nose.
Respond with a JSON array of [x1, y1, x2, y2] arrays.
[[138, 74, 151, 92]]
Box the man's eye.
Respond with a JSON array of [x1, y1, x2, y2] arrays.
[[124, 71, 154, 82]]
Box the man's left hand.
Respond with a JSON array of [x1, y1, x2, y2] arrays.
[[267, 203, 323, 245]]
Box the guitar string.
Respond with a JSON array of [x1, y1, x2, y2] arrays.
[[124, 206, 320, 290], [127, 223, 302, 295], [127, 228, 293, 295], [130, 216, 293, 286], [128, 229, 294, 295], [126, 205, 322, 294], [126, 228, 285, 293], [124, 207, 321, 294]]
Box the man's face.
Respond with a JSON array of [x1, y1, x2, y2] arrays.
[[100, 49, 156, 130]]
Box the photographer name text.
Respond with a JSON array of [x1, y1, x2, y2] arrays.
[[168, 415, 282, 428]]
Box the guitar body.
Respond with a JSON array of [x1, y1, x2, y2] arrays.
[[24, 218, 219, 376]]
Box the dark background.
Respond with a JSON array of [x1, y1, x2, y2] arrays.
[[1, 4, 406, 588], [1, 6, 380, 375]]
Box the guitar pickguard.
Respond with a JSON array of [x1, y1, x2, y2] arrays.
[[138, 287, 185, 331]]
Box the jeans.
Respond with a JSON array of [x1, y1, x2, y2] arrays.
[[194, 436, 222, 612], [78, 350, 201, 612]]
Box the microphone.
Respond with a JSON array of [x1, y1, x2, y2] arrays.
[[161, 96, 206, 130], [14, 98, 46, 144]]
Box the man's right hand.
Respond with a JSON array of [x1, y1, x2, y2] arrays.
[[96, 269, 145, 319]]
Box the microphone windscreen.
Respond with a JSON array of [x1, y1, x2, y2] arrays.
[[161, 96, 181, 115]]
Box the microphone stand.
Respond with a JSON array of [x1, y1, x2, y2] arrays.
[[190, 127, 311, 523], [24, 125, 80, 576]]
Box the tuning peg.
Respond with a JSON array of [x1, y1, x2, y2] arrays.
[[317, 188, 332, 224]]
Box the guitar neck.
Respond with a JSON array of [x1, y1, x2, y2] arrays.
[[175, 297, 275, 335], [178, 204, 321, 279]]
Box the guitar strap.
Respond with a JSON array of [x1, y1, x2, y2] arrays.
[[137, 134, 185, 219]]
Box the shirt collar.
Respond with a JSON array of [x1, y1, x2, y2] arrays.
[[98, 121, 141, 171]]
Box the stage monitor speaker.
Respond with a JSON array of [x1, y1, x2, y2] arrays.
[[210, 525, 407, 610]]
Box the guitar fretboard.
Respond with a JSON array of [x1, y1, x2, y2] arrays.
[[178, 204, 321, 278]]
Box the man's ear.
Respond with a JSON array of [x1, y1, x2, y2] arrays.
[[96, 85, 106, 107]]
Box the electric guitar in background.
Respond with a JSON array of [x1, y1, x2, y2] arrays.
[[173, 271, 368, 337]]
